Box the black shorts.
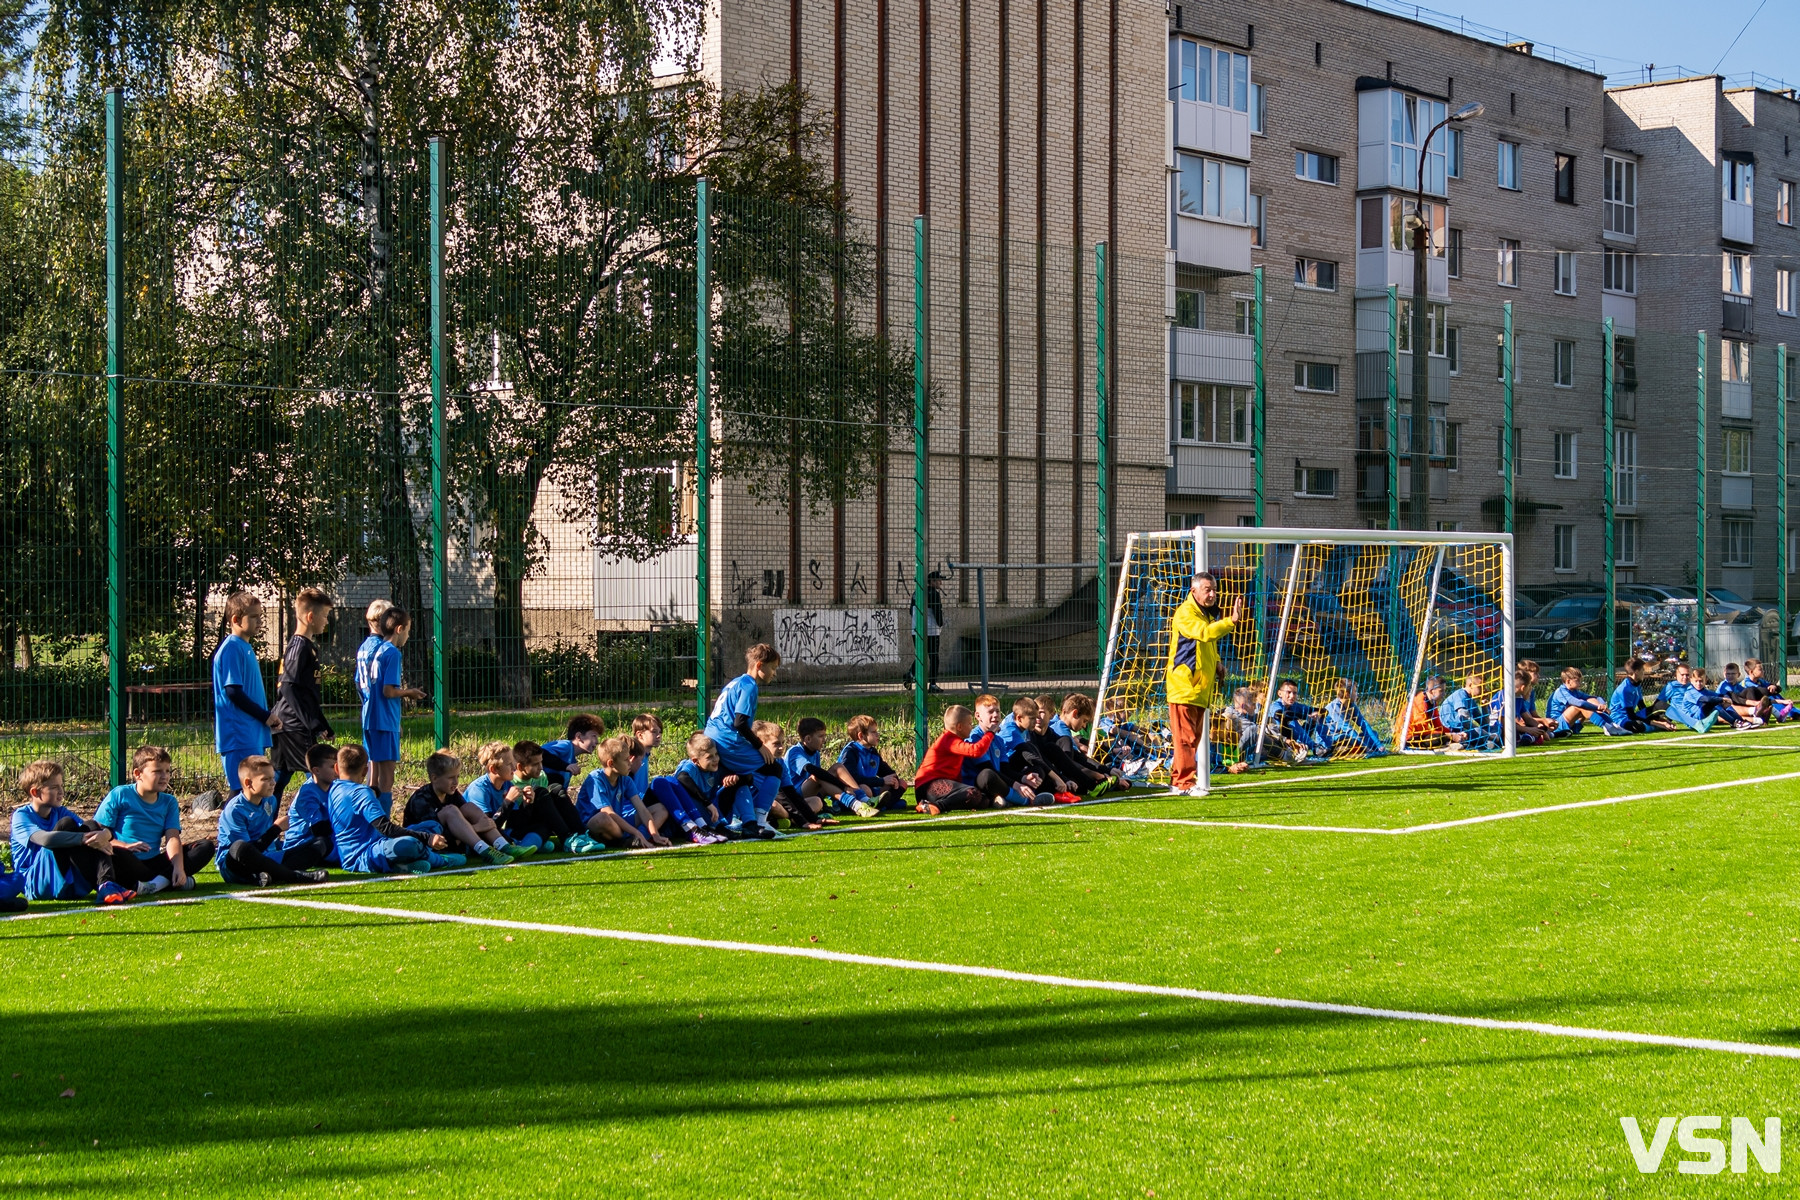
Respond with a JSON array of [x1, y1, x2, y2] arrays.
[[271, 728, 319, 774]]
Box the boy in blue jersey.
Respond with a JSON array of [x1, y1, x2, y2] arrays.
[[758, 721, 826, 829], [953, 695, 1040, 805], [327, 744, 461, 875], [1659, 665, 1717, 733], [1268, 679, 1332, 761], [1326, 679, 1386, 757], [1039, 694, 1125, 795], [1488, 670, 1544, 746], [648, 732, 730, 843], [785, 717, 872, 817], [1693, 667, 1762, 728], [357, 606, 425, 811], [212, 591, 282, 801], [834, 713, 910, 811], [214, 756, 332, 886], [1438, 673, 1498, 751], [541, 713, 604, 790], [8, 760, 134, 905], [575, 735, 670, 850], [704, 643, 786, 839], [1548, 667, 1622, 736], [992, 699, 1065, 801], [96, 746, 216, 895], [1609, 658, 1675, 733], [280, 743, 340, 865], [1716, 663, 1771, 723], [402, 750, 532, 865]]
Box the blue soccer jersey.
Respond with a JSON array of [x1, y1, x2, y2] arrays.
[[540, 738, 580, 788], [1549, 685, 1603, 716], [958, 726, 998, 782], [576, 769, 640, 826], [327, 779, 395, 873], [674, 759, 717, 802], [991, 715, 1032, 764], [359, 640, 403, 734], [782, 743, 820, 790], [1048, 715, 1076, 740], [463, 773, 513, 819], [9, 804, 90, 899], [628, 747, 651, 797], [95, 784, 182, 861], [212, 633, 271, 755], [280, 780, 335, 860], [837, 740, 886, 785], [704, 674, 762, 771], [214, 793, 281, 868], [1439, 688, 1482, 730], [1609, 679, 1647, 724]]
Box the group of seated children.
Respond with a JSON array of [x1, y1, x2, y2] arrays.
[[911, 693, 1131, 814]]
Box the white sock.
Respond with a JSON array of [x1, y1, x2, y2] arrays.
[[472, 840, 490, 855], [491, 835, 509, 850]]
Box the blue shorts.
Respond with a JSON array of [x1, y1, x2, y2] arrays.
[[364, 729, 400, 764], [363, 836, 424, 873], [220, 749, 263, 797]]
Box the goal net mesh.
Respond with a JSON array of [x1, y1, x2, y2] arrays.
[[1092, 530, 1511, 781]]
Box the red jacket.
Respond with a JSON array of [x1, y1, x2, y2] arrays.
[[915, 728, 995, 786]]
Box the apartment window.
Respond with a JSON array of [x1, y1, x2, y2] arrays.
[[1553, 524, 1577, 573], [1723, 519, 1753, 568], [1497, 139, 1521, 191], [1382, 196, 1446, 256], [1294, 257, 1338, 291], [1444, 422, 1461, 469], [1603, 155, 1637, 235], [1723, 251, 1752, 296], [1553, 340, 1575, 388], [1175, 382, 1250, 445], [1248, 194, 1266, 247], [1615, 429, 1637, 507], [1233, 298, 1252, 334], [1616, 517, 1640, 567], [1356, 402, 1388, 453], [1446, 326, 1460, 374], [1250, 82, 1266, 134], [1171, 40, 1250, 112], [1295, 150, 1338, 185], [1384, 91, 1449, 194], [1723, 159, 1754, 205], [1496, 332, 1512, 382], [1397, 403, 1448, 457], [1614, 337, 1638, 419], [1178, 153, 1249, 224], [1294, 361, 1338, 393], [1778, 267, 1797, 317], [1447, 227, 1463, 277], [1496, 425, 1521, 476], [1603, 248, 1637, 295], [1397, 299, 1447, 356], [1554, 153, 1576, 203], [601, 466, 680, 541], [1294, 465, 1338, 498], [1553, 431, 1578, 478], [1723, 427, 1752, 475], [1174, 289, 1202, 329], [1723, 338, 1751, 385], [1554, 251, 1578, 296], [1497, 238, 1519, 287], [1448, 128, 1464, 179], [1779, 180, 1795, 226]]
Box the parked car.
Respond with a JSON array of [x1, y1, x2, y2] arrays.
[[1629, 584, 1760, 622], [1514, 594, 1630, 664]]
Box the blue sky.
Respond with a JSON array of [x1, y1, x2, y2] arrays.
[[1420, 0, 1797, 86]]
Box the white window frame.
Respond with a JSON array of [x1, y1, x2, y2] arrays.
[[1178, 153, 1250, 225], [1295, 150, 1339, 185], [1778, 266, 1797, 317], [1553, 524, 1577, 574], [1722, 518, 1753, 568], [1603, 155, 1637, 236], [1723, 427, 1752, 476], [1497, 139, 1521, 191], [1723, 251, 1752, 297], [1779, 180, 1795, 227], [1554, 251, 1577, 296], [1553, 339, 1575, 389], [1293, 465, 1338, 498], [1553, 431, 1578, 479], [1174, 381, 1252, 446], [1723, 159, 1754, 205], [1615, 516, 1640, 567], [1294, 257, 1338, 292], [1250, 81, 1266, 134], [1248, 193, 1267, 247], [1448, 127, 1464, 179], [1603, 248, 1637, 296], [1722, 339, 1752, 385], [1497, 238, 1519, 287], [1293, 361, 1339, 393], [1615, 429, 1638, 508], [1171, 39, 1251, 113]]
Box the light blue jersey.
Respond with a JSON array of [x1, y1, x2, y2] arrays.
[[95, 785, 182, 861], [327, 779, 396, 873], [280, 780, 335, 862], [9, 804, 90, 899], [704, 674, 762, 772], [359, 640, 403, 734], [212, 633, 271, 755]]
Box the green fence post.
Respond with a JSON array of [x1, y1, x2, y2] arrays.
[[1602, 317, 1615, 685], [1696, 330, 1708, 670], [104, 87, 126, 787], [428, 136, 449, 750], [695, 179, 712, 727], [912, 216, 930, 764], [1503, 301, 1515, 537], [1778, 344, 1788, 678], [1095, 242, 1110, 679], [1385, 285, 1398, 532], [1252, 264, 1265, 527]]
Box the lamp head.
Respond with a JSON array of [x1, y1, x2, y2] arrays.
[[1451, 101, 1485, 122]]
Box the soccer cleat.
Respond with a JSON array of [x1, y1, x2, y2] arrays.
[[849, 797, 880, 819], [1183, 785, 1210, 798], [753, 821, 784, 840], [481, 846, 511, 866], [97, 882, 136, 906], [1088, 777, 1114, 799], [403, 857, 434, 875], [566, 833, 600, 854], [1699, 712, 1721, 734], [916, 801, 941, 816], [176, 875, 197, 891], [254, 872, 273, 887], [1053, 791, 1080, 805], [135, 875, 170, 897], [503, 842, 537, 859], [300, 869, 329, 883], [1600, 721, 1627, 736]]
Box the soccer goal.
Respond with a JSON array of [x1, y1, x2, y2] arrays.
[[1091, 527, 1515, 793]]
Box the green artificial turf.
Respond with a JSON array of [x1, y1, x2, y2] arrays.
[[5, 725, 1800, 1197]]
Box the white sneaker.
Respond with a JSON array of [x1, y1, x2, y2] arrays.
[[136, 875, 170, 897], [1183, 785, 1210, 798]]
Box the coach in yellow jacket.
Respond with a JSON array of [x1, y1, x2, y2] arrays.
[[1166, 571, 1244, 794]]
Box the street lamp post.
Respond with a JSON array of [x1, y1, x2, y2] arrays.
[[1408, 100, 1484, 530]]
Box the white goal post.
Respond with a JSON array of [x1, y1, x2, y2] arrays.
[[1092, 526, 1516, 794]]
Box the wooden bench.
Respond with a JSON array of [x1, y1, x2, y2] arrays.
[[125, 682, 212, 724]]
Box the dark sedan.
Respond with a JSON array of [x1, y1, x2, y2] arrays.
[[1514, 594, 1629, 664]]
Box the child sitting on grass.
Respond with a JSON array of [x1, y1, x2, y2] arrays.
[[834, 714, 908, 812], [625, 713, 664, 798], [1043, 694, 1128, 794], [1267, 679, 1331, 761], [1659, 665, 1716, 734], [992, 698, 1067, 803], [541, 713, 604, 790], [327, 744, 463, 876], [1742, 658, 1793, 720], [1488, 670, 1544, 747], [96, 746, 216, 896], [214, 755, 332, 886], [403, 750, 534, 866], [9, 759, 135, 906], [913, 705, 999, 814], [1609, 658, 1674, 733], [786, 717, 873, 817], [1715, 664, 1771, 724], [1439, 673, 1497, 751], [759, 722, 825, 830], [510, 740, 586, 851], [575, 734, 671, 850], [1324, 679, 1384, 757], [647, 733, 729, 844], [1405, 677, 1461, 750], [1548, 667, 1619, 736], [1691, 668, 1762, 728]]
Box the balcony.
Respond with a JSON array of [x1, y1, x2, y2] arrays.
[[1723, 295, 1754, 334], [1602, 291, 1636, 334], [1721, 475, 1754, 510], [1722, 198, 1754, 244], [1168, 443, 1253, 499], [1171, 326, 1255, 386], [1174, 213, 1252, 273], [1173, 98, 1251, 161], [1721, 380, 1752, 419], [1355, 246, 1449, 301], [1354, 350, 1449, 402]]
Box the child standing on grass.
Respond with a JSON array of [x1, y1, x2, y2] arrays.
[[402, 750, 534, 866], [214, 755, 331, 886], [704, 643, 785, 839], [9, 760, 135, 905], [213, 591, 282, 802], [327, 744, 462, 876], [279, 743, 340, 866], [835, 714, 909, 812], [541, 713, 604, 789], [271, 588, 334, 801], [95, 746, 215, 896], [913, 706, 997, 814], [356, 606, 425, 816]]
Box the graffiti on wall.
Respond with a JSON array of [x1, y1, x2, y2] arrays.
[[774, 608, 901, 666]]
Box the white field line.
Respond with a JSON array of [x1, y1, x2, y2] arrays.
[[1019, 768, 1800, 837], [231, 891, 1800, 1063]]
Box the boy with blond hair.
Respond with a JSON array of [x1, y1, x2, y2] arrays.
[[403, 750, 535, 865], [575, 734, 671, 849], [648, 732, 728, 843], [912, 706, 996, 813], [95, 746, 216, 895], [835, 713, 907, 811], [9, 760, 134, 905]]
